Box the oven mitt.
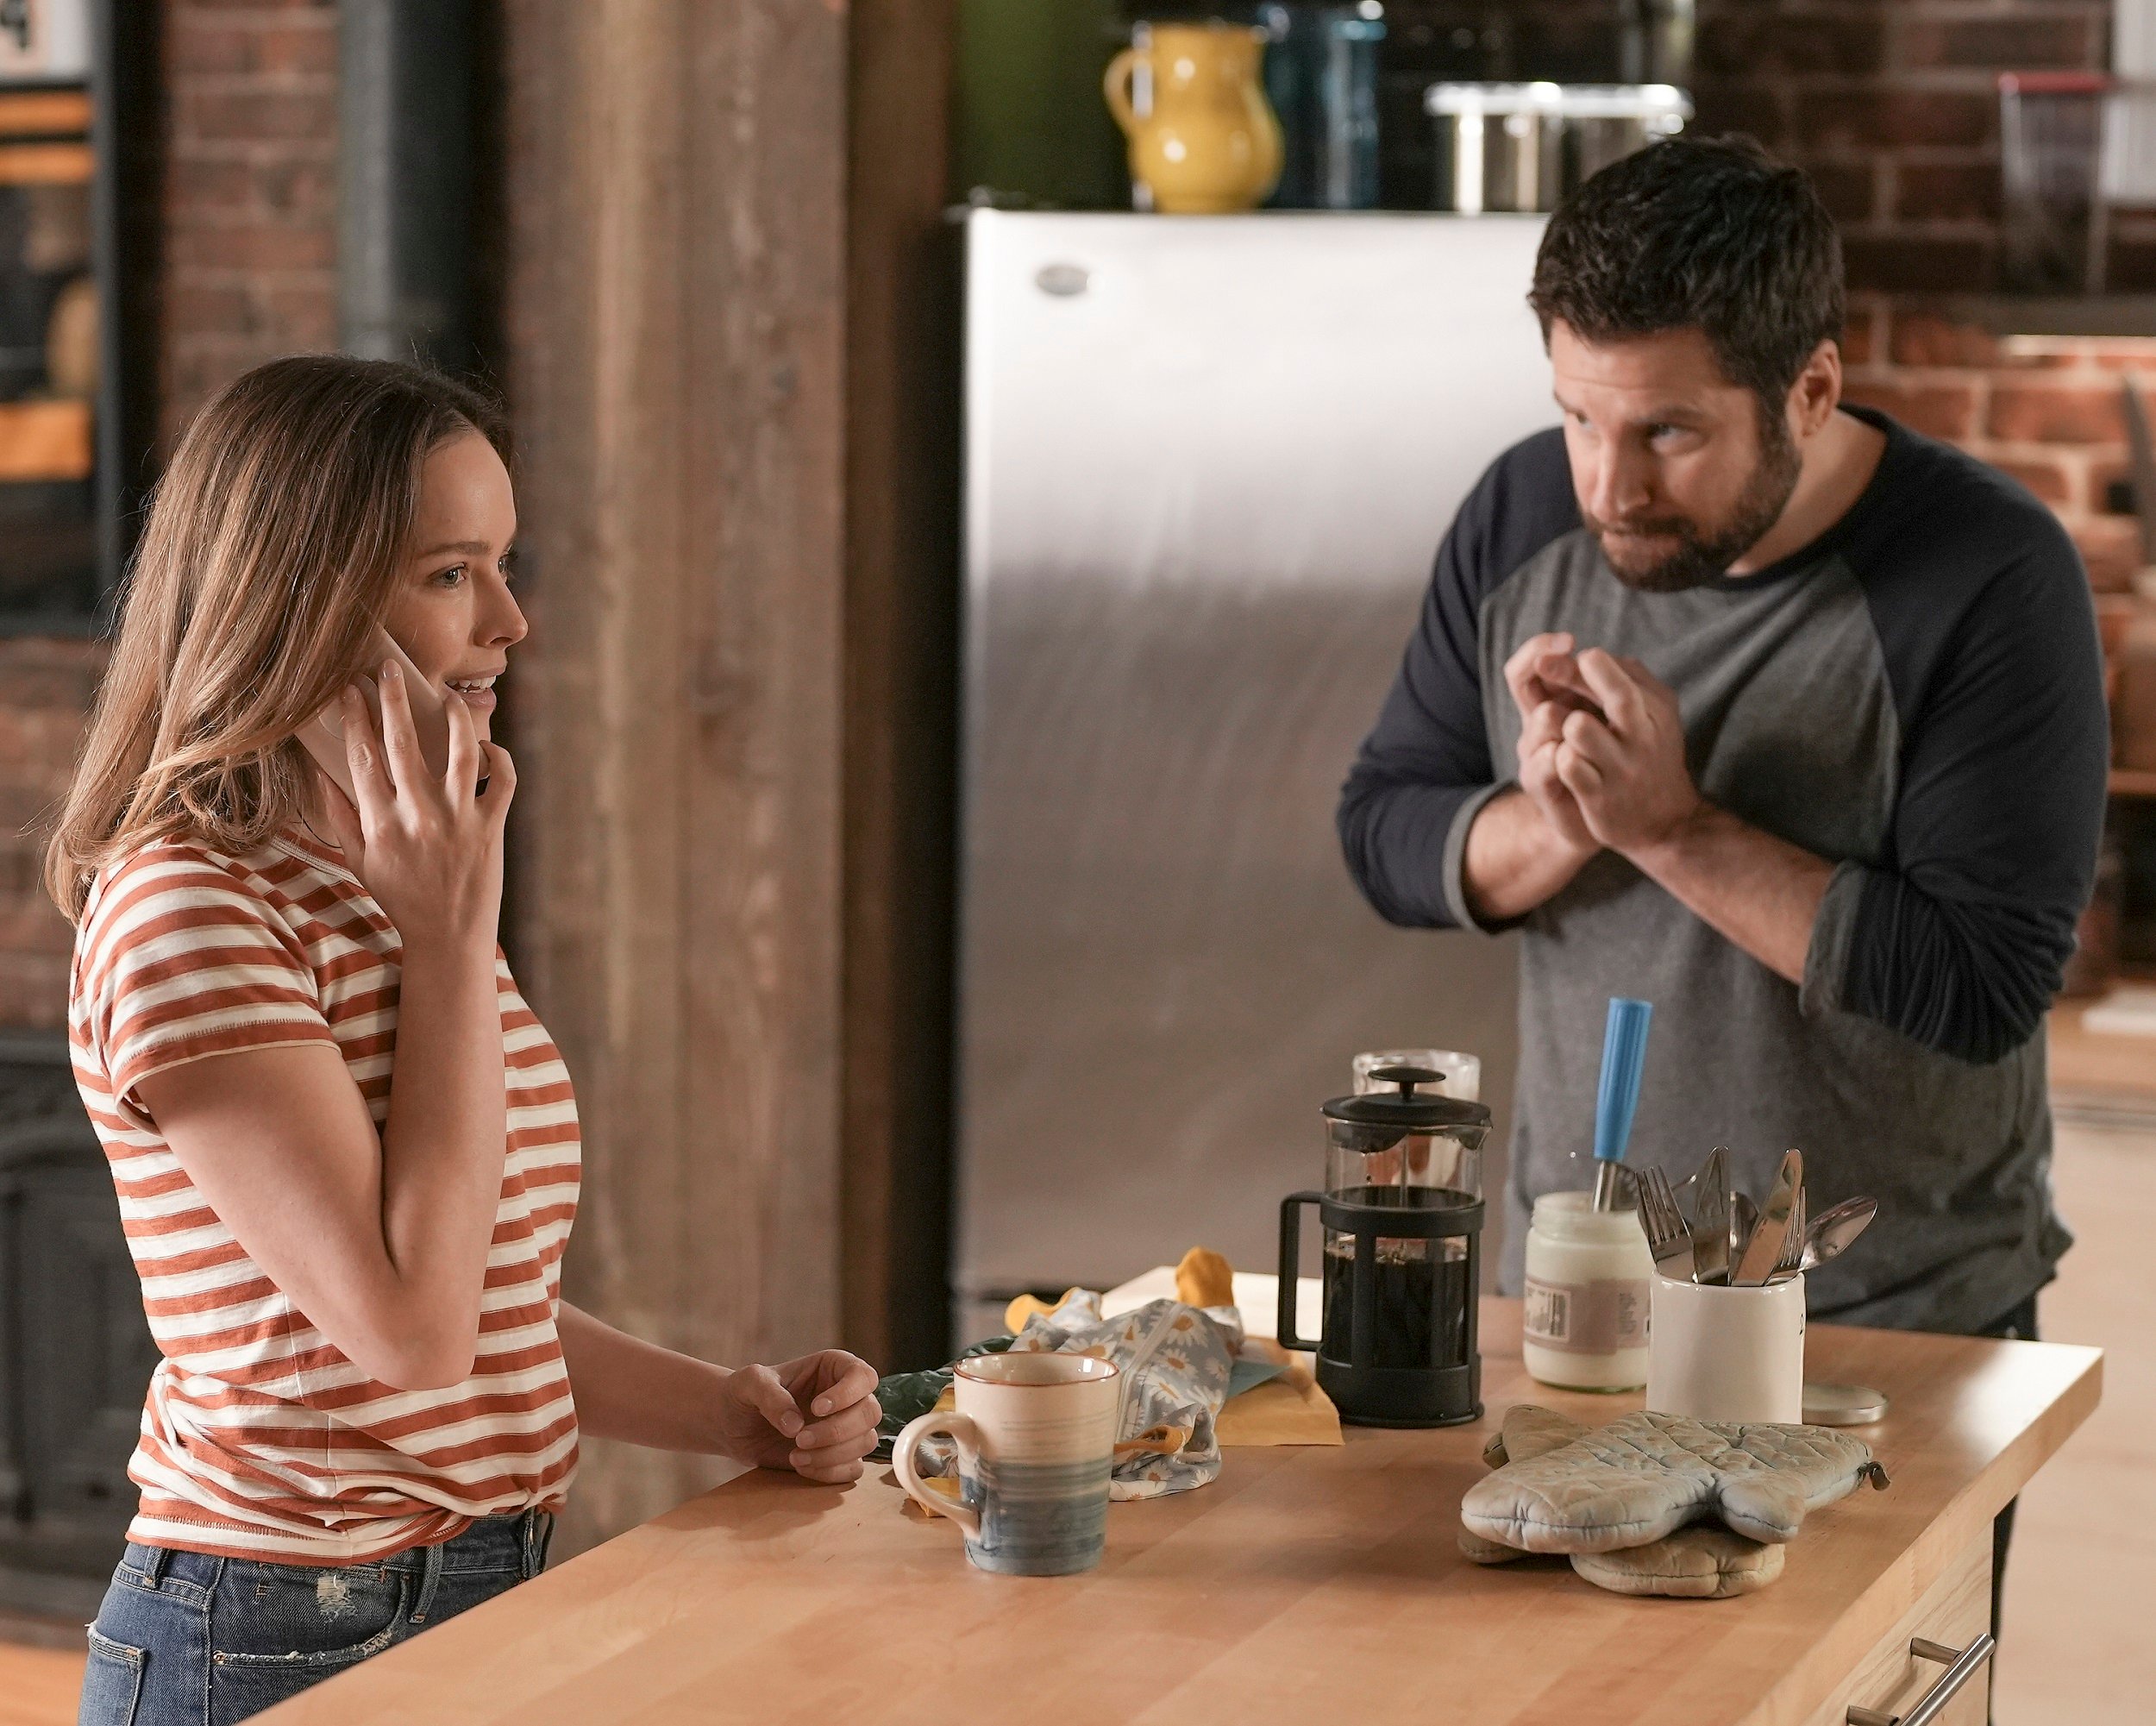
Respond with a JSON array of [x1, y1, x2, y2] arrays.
[[1571, 1525, 1786, 1598], [1457, 1428, 1787, 1597], [1461, 1405, 1889, 1554]]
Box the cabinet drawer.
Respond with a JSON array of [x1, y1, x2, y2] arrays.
[[1802, 1532, 1992, 1726]]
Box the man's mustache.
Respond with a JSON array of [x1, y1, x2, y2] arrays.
[[1587, 513, 1698, 540]]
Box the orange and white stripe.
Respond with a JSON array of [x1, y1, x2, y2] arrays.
[[70, 830, 580, 1564]]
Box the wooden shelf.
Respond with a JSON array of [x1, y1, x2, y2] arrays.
[[0, 399, 91, 483], [0, 87, 88, 135], [0, 140, 90, 185]]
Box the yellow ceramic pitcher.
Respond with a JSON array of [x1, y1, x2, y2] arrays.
[[1105, 22, 1283, 215]]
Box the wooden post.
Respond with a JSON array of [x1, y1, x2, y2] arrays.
[[499, 0, 849, 1549], [843, 0, 961, 1374]]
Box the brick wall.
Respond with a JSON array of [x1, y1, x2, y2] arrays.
[[161, 0, 340, 445], [1842, 296, 2150, 589], [0, 642, 105, 1028], [0, 0, 338, 1030], [1689, 0, 2118, 293]]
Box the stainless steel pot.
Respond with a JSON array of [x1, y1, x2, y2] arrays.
[[1424, 82, 1692, 215]]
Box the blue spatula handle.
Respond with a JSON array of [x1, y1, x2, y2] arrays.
[[1593, 997, 1653, 1165]]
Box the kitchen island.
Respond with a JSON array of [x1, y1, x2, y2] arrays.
[[260, 1302, 2099, 1726]]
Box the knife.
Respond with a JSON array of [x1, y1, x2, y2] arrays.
[[1690, 1145, 1730, 1286], [1733, 1148, 1802, 1287]]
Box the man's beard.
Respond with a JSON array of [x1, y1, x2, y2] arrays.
[[1584, 413, 1803, 593]]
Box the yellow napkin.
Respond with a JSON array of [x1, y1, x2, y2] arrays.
[[1217, 1337, 1342, 1447]]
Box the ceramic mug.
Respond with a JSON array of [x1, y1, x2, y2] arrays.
[[1646, 1272, 1806, 1424], [892, 1352, 1120, 1576]]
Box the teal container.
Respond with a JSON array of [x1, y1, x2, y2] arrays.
[[953, 0, 1130, 210]]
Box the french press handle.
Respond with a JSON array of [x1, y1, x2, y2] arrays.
[[1276, 1190, 1325, 1353]]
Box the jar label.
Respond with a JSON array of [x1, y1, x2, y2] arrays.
[[1524, 1276, 1650, 1355]]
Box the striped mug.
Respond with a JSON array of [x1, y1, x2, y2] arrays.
[[892, 1352, 1120, 1575]]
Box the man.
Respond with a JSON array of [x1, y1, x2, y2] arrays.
[[1338, 136, 2105, 1641]]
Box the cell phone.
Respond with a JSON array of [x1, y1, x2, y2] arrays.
[[295, 626, 458, 804]]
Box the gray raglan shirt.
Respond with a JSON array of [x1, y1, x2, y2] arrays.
[[1338, 409, 2109, 1334]]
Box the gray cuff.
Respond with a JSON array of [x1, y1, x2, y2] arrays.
[[1799, 859, 1871, 1018], [1441, 780, 1526, 935]]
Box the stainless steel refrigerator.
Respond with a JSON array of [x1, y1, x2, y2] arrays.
[[956, 209, 1557, 1340]]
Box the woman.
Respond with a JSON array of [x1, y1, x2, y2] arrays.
[[47, 356, 882, 1725]]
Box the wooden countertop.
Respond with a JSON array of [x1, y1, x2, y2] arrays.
[[262, 1302, 2100, 1726]]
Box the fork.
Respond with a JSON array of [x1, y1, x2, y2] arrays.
[[1768, 1184, 1808, 1284], [1636, 1165, 1695, 1280]]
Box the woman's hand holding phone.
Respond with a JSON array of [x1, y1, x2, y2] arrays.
[[317, 659, 516, 959]]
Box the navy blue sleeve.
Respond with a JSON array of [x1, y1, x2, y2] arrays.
[[1811, 458, 2108, 1064], [1338, 430, 1579, 928]]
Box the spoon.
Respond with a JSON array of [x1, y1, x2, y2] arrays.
[[1767, 1196, 1877, 1282], [1796, 1196, 1876, 1272]]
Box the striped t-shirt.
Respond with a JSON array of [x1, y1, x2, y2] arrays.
[[68, 828, 580, 1564]]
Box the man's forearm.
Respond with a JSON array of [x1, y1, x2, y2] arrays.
[[1626, 802, 1835, 985], [1462, 788, 1599, 922]]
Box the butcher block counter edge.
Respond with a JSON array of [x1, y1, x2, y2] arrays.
[[1761, 1330, 2098, 1725], [250, 1302, 2103, 1726]]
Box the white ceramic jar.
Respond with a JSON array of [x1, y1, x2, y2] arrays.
[[1521, 1189, 1655, 1391]]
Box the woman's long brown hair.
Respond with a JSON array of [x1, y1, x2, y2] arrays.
[[45, 355, 509, 921]]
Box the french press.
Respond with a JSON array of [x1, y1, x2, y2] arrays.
[[1277, 1065, 1491, 1427]]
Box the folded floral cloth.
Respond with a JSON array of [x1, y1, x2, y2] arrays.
[[1004, 1289, 1239, 1497]]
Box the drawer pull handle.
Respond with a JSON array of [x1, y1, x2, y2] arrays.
[[1846, 1632, 1996, 1726]]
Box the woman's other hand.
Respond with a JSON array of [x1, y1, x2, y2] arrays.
[[318, 660, 515, 957], [713, 1351, 882, 1483]]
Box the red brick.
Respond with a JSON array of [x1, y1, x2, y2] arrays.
[[252, 24, 336, 77], [167, 280, 260, 336], [1689, 84, 1790, 147], [0, 641, 103, 708], [172, 18, 335, 78], [167, 223, 336, 270], [0, 952, 69, 1031], [1840, 233, 1994, 294], [169, 157, 255, 208], [1898, 17, 2097, 73], [1887, 310, 2002, 368], [1841, 379, 1981, 441], [1988, 456, 2075, 508], [1895, 162, 2002, 223], [1839, 301, 1880, 367], [169, 21, 250, 76], [251, 159, 336, 219], [2091, 349, 2156, 381], [0, 901, 73, 954], [176, 85, 336, 145], [2089, 459, 2137, 515], [1794, 90, 1994, 151], [1806, 160, 1877, 225], [1987, 380, 2127, 444], [1695, 11, 1884, 78], [2103, 235, 2156, 294], [2071, 516, 2143, 591]]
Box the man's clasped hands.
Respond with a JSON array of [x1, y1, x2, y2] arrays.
[[1503, 632, 1703, 863]]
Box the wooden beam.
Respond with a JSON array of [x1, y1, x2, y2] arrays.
[[843, 0, 961, 1372], [499, 0, 848, 1553]]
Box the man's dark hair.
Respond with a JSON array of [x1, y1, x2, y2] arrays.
[[1527, 135, 1845, 409]]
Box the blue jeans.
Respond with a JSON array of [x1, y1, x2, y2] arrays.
[[77, 1509, 554, 1726]]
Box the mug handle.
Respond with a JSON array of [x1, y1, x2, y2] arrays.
[[1102, 47, 1141, 141], [892, 1409, 982, 1538]]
